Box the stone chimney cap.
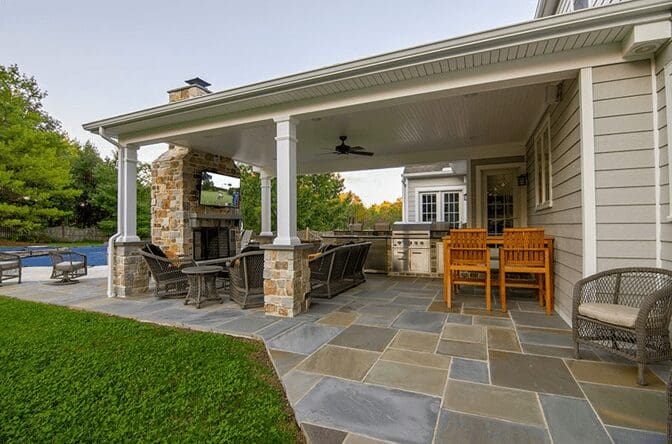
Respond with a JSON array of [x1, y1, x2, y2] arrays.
[[185, 77, 211, 88]]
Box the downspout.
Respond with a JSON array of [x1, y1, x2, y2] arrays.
[[98, 127, 125, 297]]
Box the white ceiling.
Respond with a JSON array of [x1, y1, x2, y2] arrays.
[[169, 80, 553, 174]]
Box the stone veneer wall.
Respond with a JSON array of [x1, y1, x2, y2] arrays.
[[113, 242, 149, 297], [263, 246, 312, 317], [151, 146, 240, 258]]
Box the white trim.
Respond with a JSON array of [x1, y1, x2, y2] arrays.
[[414, 185, 466, 224], [533, 114, 553, 210], [651, 58, 663, 267], [579, 67, 597, 276]]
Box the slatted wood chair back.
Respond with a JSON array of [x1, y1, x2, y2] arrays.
[[502, 228, 546, 268], [449, 229, 488, 266]]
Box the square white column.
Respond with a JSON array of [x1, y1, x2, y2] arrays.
[[260, 171, 273, 236], [120, 145, 140, 243], [273, 117, 300, 246]]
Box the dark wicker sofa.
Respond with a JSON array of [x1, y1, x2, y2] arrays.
[[308, 242, 371, 299]]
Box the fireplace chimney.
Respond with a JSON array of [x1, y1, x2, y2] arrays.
[[168, 77, 212, 103]]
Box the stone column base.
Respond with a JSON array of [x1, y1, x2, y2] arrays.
[[112, 241, 150, 297], [262, 243, 313, 317]]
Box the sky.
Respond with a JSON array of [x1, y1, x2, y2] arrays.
[[0, 0, 537, 205]]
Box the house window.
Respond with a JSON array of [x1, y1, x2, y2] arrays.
[[443, 192, 461, 228], [534, 115, 552, 209], [418, 190, 463, 225], [665, 61, 672, 219], [420, 193, 437, 222]]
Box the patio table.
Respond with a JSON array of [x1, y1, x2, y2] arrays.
[[182, 265, 224, 308], [442, 235, 555, 312]]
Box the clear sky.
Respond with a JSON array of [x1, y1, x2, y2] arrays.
[[0, 0, 537, 205]]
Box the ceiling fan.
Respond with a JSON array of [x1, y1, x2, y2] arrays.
[[329, 136, 374, 156]]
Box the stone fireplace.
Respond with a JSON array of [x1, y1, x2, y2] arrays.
[[151, 146, 241, 259]]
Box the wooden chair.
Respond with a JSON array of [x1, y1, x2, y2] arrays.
[[443, 229, 491, 310], [499, 228, 551, 314]]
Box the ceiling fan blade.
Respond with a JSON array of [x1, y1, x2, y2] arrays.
[[348, 150, 374, 156], [350, 146, 365, 150]]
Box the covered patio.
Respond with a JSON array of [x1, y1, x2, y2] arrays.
[[0, 268, 667, 442]]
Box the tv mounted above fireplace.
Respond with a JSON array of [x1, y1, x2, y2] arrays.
[[199, 171, 240, 208]]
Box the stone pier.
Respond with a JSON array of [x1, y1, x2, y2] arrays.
[[263, 244, 312, 317]]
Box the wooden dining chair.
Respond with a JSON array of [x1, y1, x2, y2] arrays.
[[443, 229, 492, 310], [499, 228, 551, 314]]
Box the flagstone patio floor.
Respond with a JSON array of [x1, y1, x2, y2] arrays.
[[1, 267, 669, 444]]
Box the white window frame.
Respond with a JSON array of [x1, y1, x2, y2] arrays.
[[534, 114, 553, 210], [415, 186, 466, 225], [664, 61, 672, 220]]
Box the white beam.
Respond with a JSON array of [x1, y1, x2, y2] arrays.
[[120, 145, 140, 243], [273, 117, 300, 246], [579, 68, 597, 276], [260, 171, 273, 236]]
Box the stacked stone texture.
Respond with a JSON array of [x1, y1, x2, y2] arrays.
[[113, 242, 149, 297], [263, 247, 311, 317], [150, 146, 240, 259]]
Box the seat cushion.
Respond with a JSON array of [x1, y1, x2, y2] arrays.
[[578, 303, 639, 328], [54, 261, 85, 272], [0, 260, 19, 270]]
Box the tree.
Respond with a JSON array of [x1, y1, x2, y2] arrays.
[[0, 64, 79, 236], [68, 141, 110, 227], [239, 165, 352, 232]]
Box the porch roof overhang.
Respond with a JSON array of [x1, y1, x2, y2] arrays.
[[83, 0, 672, 174]]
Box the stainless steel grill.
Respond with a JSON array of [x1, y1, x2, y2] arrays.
[[391, 222, 431, 274]]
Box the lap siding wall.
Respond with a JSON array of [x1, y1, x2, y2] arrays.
[[656, 42, 672, 269]]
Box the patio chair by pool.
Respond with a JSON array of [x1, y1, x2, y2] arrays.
[[573, 267, 672, 385], [227, 250, 264, 308], [0, 252, 21, 286], [49, 251, 87, 285], [139, 244, 194, 298]]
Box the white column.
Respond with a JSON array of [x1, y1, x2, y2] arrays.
[[273, 117, 301, 246], [260, 171, 273, 236], [116, 146, 126, 240], [579, 68, 597, 276], [120, 145, 140, 243]]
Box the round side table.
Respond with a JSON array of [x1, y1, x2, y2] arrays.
[[181, 265, 224, 308]]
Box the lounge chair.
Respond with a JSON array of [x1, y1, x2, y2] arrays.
[[573, 267, 672, 385], [309, 242, 371, 298], [49, 251, 87, 284], [139, 243, 194, 298], [227, 250, 265, 308], [0, 252, 21, 285]]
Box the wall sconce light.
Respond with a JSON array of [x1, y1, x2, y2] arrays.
[[517, 174, 528, 186]]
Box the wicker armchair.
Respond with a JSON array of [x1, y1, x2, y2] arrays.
[[139, 244, 194, 298], [573, 267, 672, 385], [0, 252, 21, 285], [309, 242, 371, 299], [49, 251, 87, 284], [227, 250, 264, 309]]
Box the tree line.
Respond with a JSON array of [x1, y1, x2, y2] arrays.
[[0, 64, 399, 241]]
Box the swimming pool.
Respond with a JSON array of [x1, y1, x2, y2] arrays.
[[0, 246, 108, 267]]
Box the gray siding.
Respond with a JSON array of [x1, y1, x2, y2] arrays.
[[527, 78, 583, 321], [406, 175, 465, 222], [656, 42, 672, 268], [592, 60, 657, 269]]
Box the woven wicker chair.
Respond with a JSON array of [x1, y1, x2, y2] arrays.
[[0, 252, 21, 286], [309, 242, 371, 299], [573, 267, 672, 385], [49, 251, 87, 284], [227, 250, 264, 308], [139, 244, 194, 298]]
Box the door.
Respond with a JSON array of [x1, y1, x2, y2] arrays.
[[480, 168, 526, 235]]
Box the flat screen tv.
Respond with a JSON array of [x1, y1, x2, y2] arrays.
[[199, 171, 241, 208]]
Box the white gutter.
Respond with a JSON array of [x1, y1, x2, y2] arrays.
[[98, 127, 125, 298]]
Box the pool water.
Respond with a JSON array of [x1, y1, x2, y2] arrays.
[[0, 246, 108, 267]]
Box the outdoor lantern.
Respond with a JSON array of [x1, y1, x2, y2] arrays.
[[517, 174, 528, 186]]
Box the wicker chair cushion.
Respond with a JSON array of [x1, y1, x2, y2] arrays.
[[0, 260, 19, 270], [578, 302, 639, 328], [54, 261, 86, 272]]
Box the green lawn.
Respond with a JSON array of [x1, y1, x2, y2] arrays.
[[0, 297, 302, 443], [200, 189, 235, 206]]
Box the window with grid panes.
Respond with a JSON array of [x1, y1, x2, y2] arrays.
[[443, 191, 461, 228], [420, 193, 437, 222]]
